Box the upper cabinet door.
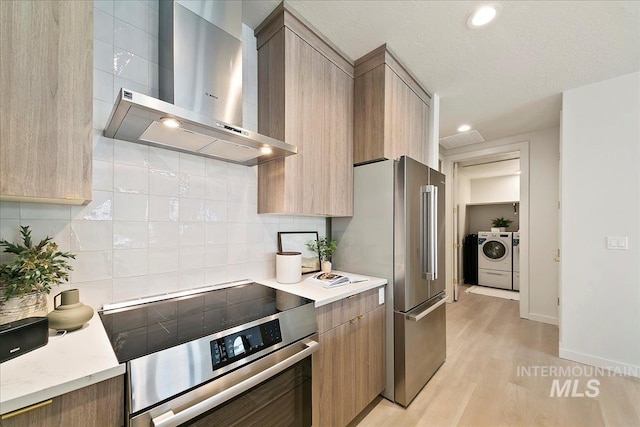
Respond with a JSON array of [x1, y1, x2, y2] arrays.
[[354, 45, 432, 167], [0, 0, 93, 205], [256, 4, 354, 216]]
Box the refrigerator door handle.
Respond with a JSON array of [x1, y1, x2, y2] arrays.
[[421, 185, 437, 280], [407, 294, 448, 322]]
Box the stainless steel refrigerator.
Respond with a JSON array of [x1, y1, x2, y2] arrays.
[[332, 156, 446, 407]]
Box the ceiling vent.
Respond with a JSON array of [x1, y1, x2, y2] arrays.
[[439, 130, 486, 149]]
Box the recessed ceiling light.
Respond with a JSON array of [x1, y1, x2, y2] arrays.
[[467, 4, 500, 28], [457, 124, 471, 132], [160, 117, 181, 128]]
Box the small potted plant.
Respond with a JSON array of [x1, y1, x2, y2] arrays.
[[307, 237, 338, 273], [491, 217, 513, 232], [0, 226, 76, 324]]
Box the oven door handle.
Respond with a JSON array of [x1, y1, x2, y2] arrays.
[[151, 338, 320, 427]]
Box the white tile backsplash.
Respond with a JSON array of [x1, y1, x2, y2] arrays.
[[113, 221, 149, 249], [179, 174, 206, 199], [20, 204, 70, 220], [113, 193, 149, 221], [94, 0, 114, 16], [149, 222, 179, 248], [114, 0, 149, 32], [178, 223, 205, 246], [71, 220, 113, 251], [93, 69, 114, 103], [149, 247, 179, 274], [114, 163, 149, 194], [71, 191, 114, 221], [93, 160, 113, 191], [148, 272, 180, 294], [94, 7, 114, 45], [149, 170, 179, 196], [113, 248, 148, 278], [179, 199, 206, 222], [114, 18, 149, 59], [149, 196, 179, 222], [93, 38, 114, 73], [149, 147, 180, 172], [114, 140, 149, 167], [93, 131, 114, 162], [93, 99, 115, 132], [0, 202, 20, 219], [114, 50, 149, 87], [71, 251, 113, 283], [0, 2, 328, 308], [179, 153, 206, 176], [113, 275, 148, 301]]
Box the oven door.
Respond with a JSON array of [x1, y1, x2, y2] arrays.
[[130, 337, 318, 427]]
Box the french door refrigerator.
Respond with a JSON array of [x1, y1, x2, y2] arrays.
[[332, 156, 446, 407]]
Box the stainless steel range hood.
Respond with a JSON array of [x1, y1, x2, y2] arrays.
[[103, 1, 296, 166]]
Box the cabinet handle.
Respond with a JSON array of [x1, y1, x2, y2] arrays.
[[2, 400, 53, 420], [346, 295, 357, 299], [357, 315, 364, 320], [350, 318, 358, 323]]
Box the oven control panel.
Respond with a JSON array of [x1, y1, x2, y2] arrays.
[[210, 319, 282, 370]]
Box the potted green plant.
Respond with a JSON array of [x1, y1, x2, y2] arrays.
[[491, 217, 513, 232], [0, 226, 75, 324], [306, 237, 338, 273]]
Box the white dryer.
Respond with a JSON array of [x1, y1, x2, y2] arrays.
[[513, 232, 520, 291], [478, 231, 513, 290]]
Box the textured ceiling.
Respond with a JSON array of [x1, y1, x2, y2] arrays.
[[242, 1, 640, 143]]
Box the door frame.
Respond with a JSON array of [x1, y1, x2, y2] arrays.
[[441, 140, 530, 320]]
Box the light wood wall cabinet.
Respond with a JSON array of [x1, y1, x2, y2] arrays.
[[354, 44, 432, 166], [0, 0, 93, 205], [255, 4, 353, 216], [313, 288, 385, 426], [0, 376, 124, 427]]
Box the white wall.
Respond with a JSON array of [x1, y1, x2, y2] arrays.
[[0, 0, 326, 310], [443, 127, 559, 324], [560, 71, 640, 374], [470, 175, 520, 204]]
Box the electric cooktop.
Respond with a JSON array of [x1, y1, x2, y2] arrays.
[[99, 283, 312, 363]]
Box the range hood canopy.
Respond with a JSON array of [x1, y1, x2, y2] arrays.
[[103, 89, 296, 166], [102, 2, 296, 166]]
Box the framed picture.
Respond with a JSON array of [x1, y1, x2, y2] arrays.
[[278, 231, 320, 274]]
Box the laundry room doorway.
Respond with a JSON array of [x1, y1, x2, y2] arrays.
[[442, 140, 530, 320]]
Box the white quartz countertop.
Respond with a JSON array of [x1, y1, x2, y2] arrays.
[[256, 271, 387, 307], [0, 312, 125, 415]]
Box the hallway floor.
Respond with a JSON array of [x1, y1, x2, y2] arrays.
[[353, 285, 640, 427]]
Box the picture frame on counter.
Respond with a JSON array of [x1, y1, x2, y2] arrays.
[[277, 231, 321, 274]]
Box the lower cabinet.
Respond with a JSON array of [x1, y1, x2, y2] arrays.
[[313, 288, 385, 426], [0, 376, 124, 427]]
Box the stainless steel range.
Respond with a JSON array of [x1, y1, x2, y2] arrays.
[[99, 281, 318, 427]]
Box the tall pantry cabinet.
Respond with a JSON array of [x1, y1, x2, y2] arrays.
[[0, 0, 92, 204], [255, 4, 353, 216]]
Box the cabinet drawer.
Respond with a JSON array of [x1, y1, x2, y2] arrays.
[[316, 287, 383, 334]]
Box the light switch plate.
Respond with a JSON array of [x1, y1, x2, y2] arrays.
[[378, 287, 384, 305], [606, 236, 628, 250]]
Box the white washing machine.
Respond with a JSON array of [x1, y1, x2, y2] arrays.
[[513, 232, 520, 291], [478, 231, 513, 290]]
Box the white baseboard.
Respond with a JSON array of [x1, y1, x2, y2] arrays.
[[559, 348, 640, 379], [527, 313, 558, 325]]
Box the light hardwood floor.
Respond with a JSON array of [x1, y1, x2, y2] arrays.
[[353, 285, 640, 427]]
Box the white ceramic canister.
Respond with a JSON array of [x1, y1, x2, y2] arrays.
[[276, 252, 302, 284]]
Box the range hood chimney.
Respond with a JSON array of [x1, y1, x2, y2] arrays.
[[103, 1, 296, 166]]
